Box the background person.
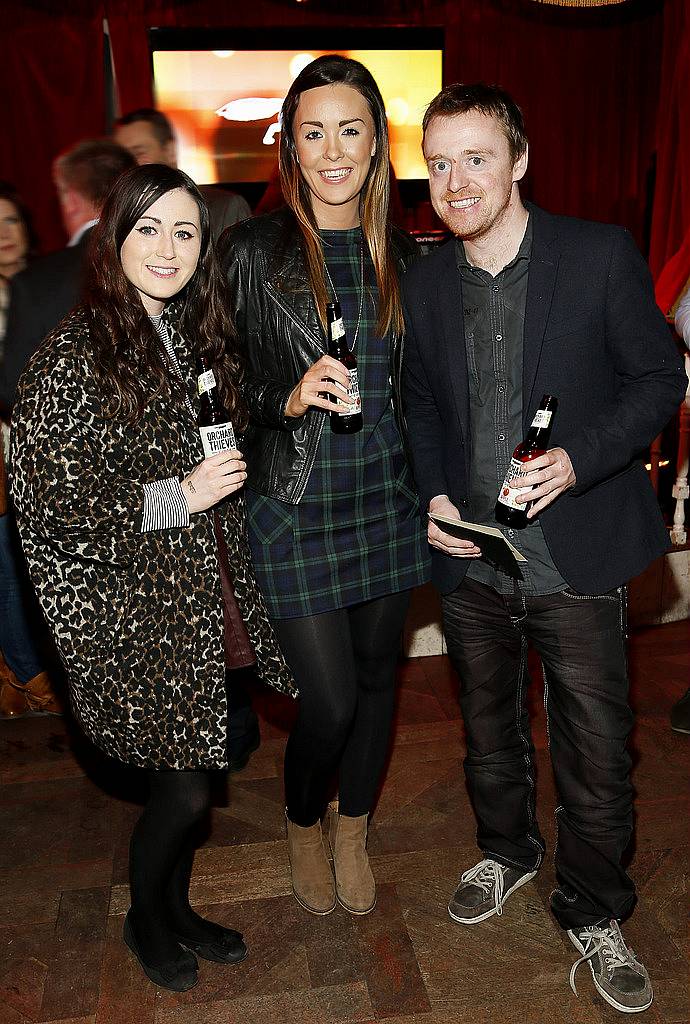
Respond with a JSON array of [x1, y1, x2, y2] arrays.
[[0, 139, 136, 409], [221, 54, 430, 918], [10, 164, 294, 991], [0, 183, 60, 717], [401, 82, 687, 1014], [670, 286, 690, 733]]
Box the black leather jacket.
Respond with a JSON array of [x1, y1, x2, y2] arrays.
[[220, 207, 418, 504]]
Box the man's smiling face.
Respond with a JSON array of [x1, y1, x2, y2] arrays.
[[423, 110, 527, 241]]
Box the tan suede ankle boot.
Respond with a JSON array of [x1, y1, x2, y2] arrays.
[[328, 801, 376, 915], [285, 813, 336, 915], [24, 672, 64, 716]]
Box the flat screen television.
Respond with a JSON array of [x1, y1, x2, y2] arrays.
[[149, 28, 444, 187]]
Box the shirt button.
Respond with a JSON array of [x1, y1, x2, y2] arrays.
[[498, 433, 506, 440], [508, 530, 515, 538], [493, 285, 499, 293], [498, 386, 505, 393], [495, 333, 502, 341]]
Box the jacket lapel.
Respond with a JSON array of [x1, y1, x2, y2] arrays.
[[437, 242, 470, 446], [522, 205, 559, 427], [266, 250, 325, 353]]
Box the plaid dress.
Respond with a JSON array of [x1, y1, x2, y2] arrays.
[[246, 227, 430, 619]]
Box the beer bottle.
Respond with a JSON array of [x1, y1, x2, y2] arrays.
[[326, 301, 362, 434], [495, 394, 558, 528], [196, 355, 237, 457]]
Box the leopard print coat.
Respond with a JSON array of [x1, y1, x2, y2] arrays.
[[10, 306, 296, 769]]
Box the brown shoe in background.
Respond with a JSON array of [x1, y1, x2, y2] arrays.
[[285, 812, 336, 915], [0, 677, 30, 717], [328, 801, 376, 915], [23, 672, 64, 716]]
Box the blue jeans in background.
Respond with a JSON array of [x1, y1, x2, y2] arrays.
[[0, 511, 45, 684]]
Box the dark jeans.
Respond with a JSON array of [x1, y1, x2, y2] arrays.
[[0, 511, 45, 683], [443, 577, 636, 930]]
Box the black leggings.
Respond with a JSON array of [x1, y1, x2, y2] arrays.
[[274, 590, 411, 827], [127, 672, 243, 962]]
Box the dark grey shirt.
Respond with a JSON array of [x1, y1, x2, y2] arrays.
[[457, 217, 566, 595]]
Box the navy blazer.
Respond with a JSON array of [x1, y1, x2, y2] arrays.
[[401, 203, 688, 596]]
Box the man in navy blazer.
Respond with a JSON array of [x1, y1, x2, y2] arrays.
[[402, 83, 686, 1015]]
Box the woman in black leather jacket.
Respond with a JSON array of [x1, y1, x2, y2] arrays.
[[221, 55, 430, 917]]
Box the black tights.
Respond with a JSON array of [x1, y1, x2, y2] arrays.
[[274, 591, 411, 827], [128, 673, 245, 965], [128, 770, 213, 963]]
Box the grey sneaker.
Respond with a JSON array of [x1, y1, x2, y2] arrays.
[[567, 919, 653, 1013], [447, 858, 537, 925]]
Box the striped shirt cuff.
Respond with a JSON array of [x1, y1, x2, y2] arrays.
[[141, 477, 190, 533]]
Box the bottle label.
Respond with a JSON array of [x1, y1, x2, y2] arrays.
[[330, 317, 345, 341], [496, 457, 533, 511], [531, 409, 552, 429], [334, 367, 361, 416], [197, 369, 216, 395], [199, 421, 236, 458]]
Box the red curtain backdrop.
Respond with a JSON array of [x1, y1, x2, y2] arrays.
[[0, 0, 667, 258], [0, 2, 106, 252], [650, 0, 690, 314]]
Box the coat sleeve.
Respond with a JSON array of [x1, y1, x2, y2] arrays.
[[566, 229, 688, 495], [11, 353, 147, 568], [220, 228, 304, 433], [401, 284, 451, 510]]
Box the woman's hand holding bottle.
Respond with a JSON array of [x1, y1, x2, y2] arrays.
[[182, 450, 247, 513], [284, 355, 352, 417]]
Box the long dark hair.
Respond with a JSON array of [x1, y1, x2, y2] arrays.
[[85, 164, 247, 428], [279, 54, 403, 337]]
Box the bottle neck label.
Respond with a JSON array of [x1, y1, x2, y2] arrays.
[[197, 369, 216, 396], [199, 421, 236, 458], [330, 317, 345, 342], [531, 408, 552, 429]]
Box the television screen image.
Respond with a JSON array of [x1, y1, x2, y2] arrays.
[[151, 39, 443, 186]]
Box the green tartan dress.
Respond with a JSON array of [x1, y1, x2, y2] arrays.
[[245, 227, 430, 619]]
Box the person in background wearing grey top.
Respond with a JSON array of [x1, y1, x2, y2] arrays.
[[10, 165, 293, 992], [670, 287, 690, 733], [674, 285, 690, 346]]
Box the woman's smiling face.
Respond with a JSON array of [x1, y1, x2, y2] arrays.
[[293, 83, 376, 229], [119, 188, 201, 315]]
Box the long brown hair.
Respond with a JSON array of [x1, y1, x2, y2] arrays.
[[85, 164, 247, 429], [279, 54, 403, 337]]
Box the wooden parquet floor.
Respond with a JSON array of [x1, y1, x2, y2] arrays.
[[1, 620, 688, 1024]]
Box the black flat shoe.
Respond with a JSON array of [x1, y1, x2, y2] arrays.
[[123, 912, 199, 991], [227, 710, 260, 773], [172, 924, 248, 965]]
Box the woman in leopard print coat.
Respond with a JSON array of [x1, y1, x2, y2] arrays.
[[10, 165, 294, 992]]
